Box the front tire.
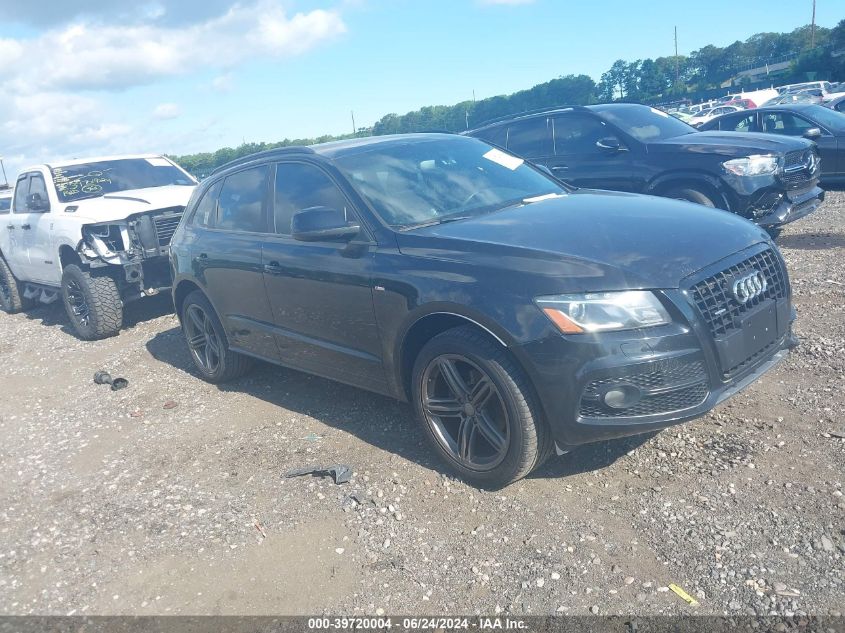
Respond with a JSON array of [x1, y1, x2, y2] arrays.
[[0, 254, 32, 313], [411, 326, 552, 489], [181, 290, 253, 383], [664, 186, 717, 208], [61, 264, 123, 340]]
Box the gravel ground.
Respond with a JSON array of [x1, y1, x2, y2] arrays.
[[1, 192, 843, 618]]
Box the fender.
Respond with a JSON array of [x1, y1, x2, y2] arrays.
[[646, 170, 732, 210]]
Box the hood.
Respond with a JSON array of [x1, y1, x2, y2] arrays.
[[397, 190, 770, 291], [60, 185, 195, 222], [649, 131, 813, 157]]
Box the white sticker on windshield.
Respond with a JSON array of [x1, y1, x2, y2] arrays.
[[483, 148, 524, 171], [649, 107, 670, 118], [145, 157, 173, 167]]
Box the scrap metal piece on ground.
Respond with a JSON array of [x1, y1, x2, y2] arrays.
[[93, 370, 129, 391], [668, 583, 700, 606], [285, 464, 353, 484]]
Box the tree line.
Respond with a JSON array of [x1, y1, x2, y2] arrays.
[[172, 20, 845, 176]]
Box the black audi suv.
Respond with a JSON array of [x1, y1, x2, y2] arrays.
[[466, 103, 824, 238], [170, 133, 797, 488]]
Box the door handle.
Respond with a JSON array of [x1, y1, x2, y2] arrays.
[[264, 261, 283, 275], [20, 224, 31, 230]]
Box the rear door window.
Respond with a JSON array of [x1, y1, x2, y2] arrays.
[[506, 118, 551, 158], [718, 112, 757, 132], [0, 196, 10, 214], [216, 166, 270, 233], [473, 125, 508, 149]]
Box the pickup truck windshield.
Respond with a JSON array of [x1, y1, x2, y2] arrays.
[[51, 158, 195, 203], [334, 137, 564, 229]]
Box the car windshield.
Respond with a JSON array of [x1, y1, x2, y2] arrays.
[[332, 137, 565, 229], [596, 106, 696, 141], [51, 158, 195, 203], [802, 105, 845, 132]]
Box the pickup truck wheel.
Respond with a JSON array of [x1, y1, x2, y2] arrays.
[[411, 325, 552, 489], [181, 290, 253, 383], [0, 255, 31, 314], [664, 186, 717, 208], [61, 265, 123, 340]]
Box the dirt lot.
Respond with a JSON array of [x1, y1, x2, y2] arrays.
[[1, 192, 844, 618]]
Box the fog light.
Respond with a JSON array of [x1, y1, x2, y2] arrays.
[[602, 384, 642, 409]]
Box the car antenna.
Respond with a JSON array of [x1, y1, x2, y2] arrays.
[[0, 157, 8, 190]]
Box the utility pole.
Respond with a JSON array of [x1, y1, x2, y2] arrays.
[[674, 26, 679, 85], [811, 0, 816, 48], [0, 157, 7, 188], [351, 111, 356, 135]]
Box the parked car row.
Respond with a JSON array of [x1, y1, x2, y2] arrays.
[[0, 103, 832, 486]]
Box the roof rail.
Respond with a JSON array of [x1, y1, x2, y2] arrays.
[[471, 104, 588, 130], [211, 145, 316, 175]]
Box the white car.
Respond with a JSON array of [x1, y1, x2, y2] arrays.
[[0, 187, 11, 215], [0, 155, 197, 339], [689, 105, 741, 127]]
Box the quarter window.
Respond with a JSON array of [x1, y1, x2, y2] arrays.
[[216, 165, 269, 233], [506, 118, 551, 158], [273, 163, 349, 235], [191, 181, 222, 228]]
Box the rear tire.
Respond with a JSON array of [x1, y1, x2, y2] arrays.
[[0, 254, 31, 314], [181, 290, 253, 383], [411, 325, 552, 489], [664, 186, 717, 208], [61, 264, 123, 340]]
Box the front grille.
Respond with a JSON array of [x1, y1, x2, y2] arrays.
[[781, 149, 817, 187], [152, 207, 184, 246], [690, 249, 787, 338], [579, 358, 709, 419]]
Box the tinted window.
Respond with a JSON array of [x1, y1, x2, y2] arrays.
[[473, 125, 507, 149], [719, 112, 756, 132], [760, 112, 814, 136], [0, 196, 10, 214], [274, 163, 349, 235], [191, 181, 222, 228], [13, 176, 29, 212], [216, 166, 269, 233], [506, 118, 551, 158], [334, 136, 564, 229], [553, 114, 611, 155]]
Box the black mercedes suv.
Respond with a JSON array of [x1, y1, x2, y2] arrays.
[[466, 103, 824, 237], [170, 133, 797, 488]]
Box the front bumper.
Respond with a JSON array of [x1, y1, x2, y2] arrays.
[[754, 185, 824, 228], [518, 247, 796, 449]]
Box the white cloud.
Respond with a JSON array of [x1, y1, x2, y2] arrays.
[[0, 1, 347, 177], [153, 103, 182, 119]]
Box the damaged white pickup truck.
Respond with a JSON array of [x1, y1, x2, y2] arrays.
[[0, 155, 197, 339]]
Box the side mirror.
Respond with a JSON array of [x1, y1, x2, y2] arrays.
[[26, 193, 50, 213], [803, 127, 822, 139], [596, 137, 625, 152], [292, 207, 360, 242]]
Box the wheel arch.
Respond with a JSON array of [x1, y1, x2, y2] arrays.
[[647, 172, 731, 210], [397, 309, 514, 401], [173, 279, 204, 321]]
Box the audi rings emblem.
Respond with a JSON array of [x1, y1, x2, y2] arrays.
[[732, 270, 768, 303]]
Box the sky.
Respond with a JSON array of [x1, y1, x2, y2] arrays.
[[0, 0, 840, 178]]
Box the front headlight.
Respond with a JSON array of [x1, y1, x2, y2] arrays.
[[722, 155, 779, 177], [536, 291, 672, 334]]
